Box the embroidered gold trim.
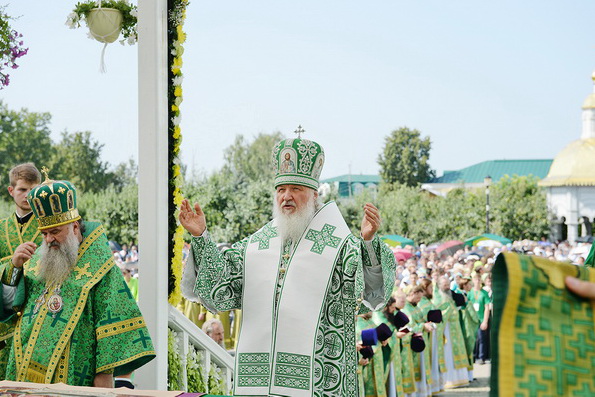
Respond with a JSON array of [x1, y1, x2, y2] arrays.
[[15, 288, 50, 381], [96, 317, 147, 340], [53, 339, 71, 383], [26, 360, 47, 383], [96, 350, 156, 374], [497, 253, 522, 397], [44, 256, 114, 383], [14, 225, 109, 382], [37, 209, 80, 230], [4, 218, 13, 255]]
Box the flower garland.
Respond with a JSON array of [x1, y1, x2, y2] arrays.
[[168, 0, 188, 305]]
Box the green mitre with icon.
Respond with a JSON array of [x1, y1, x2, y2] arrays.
[[27, 167, 81, 230], [272, 125, 325, 190]]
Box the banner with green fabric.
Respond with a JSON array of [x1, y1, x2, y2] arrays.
[[490, 253, 595, 396]]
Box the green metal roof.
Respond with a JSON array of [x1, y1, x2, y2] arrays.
[[429, 160, 553, 184], [321, 174, 381, 183]]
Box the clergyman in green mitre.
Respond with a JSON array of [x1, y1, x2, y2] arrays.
[[180, 129, 396, 397], [0, 169, 155, 387]]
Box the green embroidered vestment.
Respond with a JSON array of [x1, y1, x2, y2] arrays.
[[189, 230, 395, 397], [3, 222, 155, 385]]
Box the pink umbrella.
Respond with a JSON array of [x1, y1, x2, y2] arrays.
[[436, 240, 464, 257], [393, 248, 413, 262], [394, 251, 408, 262]]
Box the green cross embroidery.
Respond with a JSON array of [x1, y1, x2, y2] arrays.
[[322, 364, 339, 388], [22, 305, 35, 323], [99, 310, 122, 326], [518, 324, 545, 350], [251, 224, 278, 250], [324, 333, 342, 357], [50, 310, 69, 327], [133, 329, 151, 348], [74, 363, 92, 384], [118, 280, 134, 300], [305, 224, 341, 254]]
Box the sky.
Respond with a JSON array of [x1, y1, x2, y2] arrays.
[[2, 1, 595, 182]]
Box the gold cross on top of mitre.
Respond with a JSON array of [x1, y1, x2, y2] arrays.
[[40, 166, 51, 183], [294, 125, 305, 139]]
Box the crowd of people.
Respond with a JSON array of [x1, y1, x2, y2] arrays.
[[355, 238, 593, 397]]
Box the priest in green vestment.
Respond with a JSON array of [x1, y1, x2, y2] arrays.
[[417, 279, 443, 394], [356, 313, 386, 397], [372, 296, 406, 397], [0, 172, 155, 387], [401, 285, 433, 397], [457, 278, 479, 382], [180, 135, 396, 397], [0, 163, 43, 377], [433, 276, 469, 389]]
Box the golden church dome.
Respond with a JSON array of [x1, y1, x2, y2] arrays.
[[539, 138, 595, 186]]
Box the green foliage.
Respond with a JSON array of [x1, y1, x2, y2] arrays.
[[352, 175, 549, 244], [0, 198, 11, 219], [80, 183, 138, 245], [490, 175, 549, 240], [0, 101, 52, 193], [222, 132, 283, 182], [49, 131, 120, 194], [377, 127, 435, 187], [186, 133, 281, 243]]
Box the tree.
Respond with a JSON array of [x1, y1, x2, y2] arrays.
[[490, 175, 549, 240], [185, 132, 283, 243], [377, 127, 435, 187], [222, 132, 284, 183], [0, 101, 53, 191], [49, 131, 120, 193], [80, 183, 138, 245]]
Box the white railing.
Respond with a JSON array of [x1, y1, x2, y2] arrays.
[[168, 305, 234, 392]]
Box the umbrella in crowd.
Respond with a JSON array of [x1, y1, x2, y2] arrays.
[[436, 240, 464, 257], [393, 248, 414, 262], [381, 234, 415, 248], [464, 233, 512, 247]]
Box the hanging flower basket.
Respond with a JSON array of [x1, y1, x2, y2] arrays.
[[66, 1, 138, 45], [66, 1, 138, 72], [86, 8, 123, 44]]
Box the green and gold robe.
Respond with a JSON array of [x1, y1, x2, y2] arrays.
[[372, 311, 404, 397], [401, 301, 431, 395], [459, 296, 479, 370], [183, 203, 396, 397], [433, 290, 468, 388], [0, 213, 43, 377], [356, 315, 386, 397], [3, 222, 155, 385]]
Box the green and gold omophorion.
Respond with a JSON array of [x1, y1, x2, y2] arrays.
[[491, 253, 595, 397], [2, 222, 155, 385]]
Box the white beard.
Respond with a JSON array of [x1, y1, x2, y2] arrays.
[[273, 195, 319, 244], [38, 230, 80, 286]]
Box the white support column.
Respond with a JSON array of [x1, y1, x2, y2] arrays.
[[136, 0, 169, 390]]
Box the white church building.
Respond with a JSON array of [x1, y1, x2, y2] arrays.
[[539, 71, 595, 243]]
